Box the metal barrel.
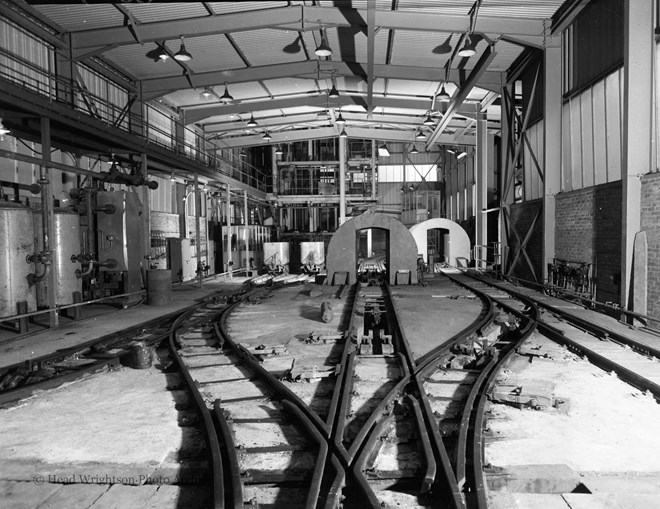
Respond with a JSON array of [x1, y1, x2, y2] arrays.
[[146, 269, 171, 306]]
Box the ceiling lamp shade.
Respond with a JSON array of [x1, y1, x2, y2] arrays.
[[0, 118, 9, 136], [157, 45, 169, 62], [275, 145, 283, 155], [335, 111, 346, 126], [174, 36, 193, 61], [239, 148, 247, 158], [246, 114, 258, 127], [262, 131, 272, 142], [219, 82, 234, 104], [200, 87, 213, 100], [328, 83, 340, 99], [378, 144, 390, 157], [315, 30, 332, 57], [458, 35, 477, 58], [423, 113, 435, 126], [416, 131, 427, 140], [339, 128, 348, 139], [410, 145, 419, 154], [438, 84, 451, 102]]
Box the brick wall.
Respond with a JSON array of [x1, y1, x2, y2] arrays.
[[555, 181, 622, 304], [508, 199, 543, 283], [641, 172, 660, 324]]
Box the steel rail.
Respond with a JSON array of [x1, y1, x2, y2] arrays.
[[406, 394, 437, 494], [443, 272, 540, 508], [469, 273, 660, 359], [168, 314, 225, 509], [213, 400, 243, 509]]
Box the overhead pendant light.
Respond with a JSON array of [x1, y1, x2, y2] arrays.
[[0, 118, 10, 137], [378, 143, 390, 157], [174, 36, 193, 61], [200, 87, 213, 100], [169, 172, 176, 181], [219, 82, 234, 104], [438, 84, 451, 102], [458, 34, 477, 58], [339, 128, 348, 139], [239, 148, 247, 158], [335, 111, 346, 126], [262, 131, 272, 142], [246, 114, 258, 127], [423, 113, 435, 126], [416, 131, 427, 140], [447, 147, 456, 154], [275, 145, 283, 156], [457, 150, 468, 159], [328, 83, 339, 99], [315, 22, 332, 57], [410, 145, 419, 155], [156, 45, 169, 62]]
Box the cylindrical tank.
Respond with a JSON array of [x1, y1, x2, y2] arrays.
[[300, 242, 325, 271], [0, 202, 37, 317], [263, 242, 290, 271], [33, 208, 82, 307], [146, 269, 171, 306]]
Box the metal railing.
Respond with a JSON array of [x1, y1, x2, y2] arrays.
[[0, 50, 267, 191]]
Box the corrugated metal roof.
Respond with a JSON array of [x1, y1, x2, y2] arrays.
[[389, 30, 455, 68], [230, 29, 307, 66], [124, 2, 210, 23], [33, 4, 123, 32]]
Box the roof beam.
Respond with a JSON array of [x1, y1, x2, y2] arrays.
[[185, 93, 486, 124], [426, 44, 497, 149], [215, 126, 475, 148], [70, 5, 545, 52], [141, 60, 502, 95]]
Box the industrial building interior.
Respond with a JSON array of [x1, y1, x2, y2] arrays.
[[1, 0, 660, 508]]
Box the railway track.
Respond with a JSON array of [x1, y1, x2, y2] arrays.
[[446, 271, 660, 402]]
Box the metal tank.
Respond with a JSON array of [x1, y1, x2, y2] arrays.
[[33, 208, 82, 307], [263, 242, 290, 272], [0, 202, 36, 317], [300, 241, 325, 271]]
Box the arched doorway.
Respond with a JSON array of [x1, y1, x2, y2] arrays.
[[326, 213, 418, 285], [356, 227, 389, 284], [409, 218, 471, 268]]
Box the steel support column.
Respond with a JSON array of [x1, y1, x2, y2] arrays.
[[271, 146, 279, 197], [543, 41, 562, 283], [226, 184, 232, 276], [194, 175, 202, 288], [244, 189, 249, 271], [621, 0, 654, 312], [475, 113, 488, 269], [339, 135, 347, 225], [40, 117, 58, 327], [499, 81, 515, 272]]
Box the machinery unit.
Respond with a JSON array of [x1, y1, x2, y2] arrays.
[[263, 242, 289, 273], [33, 208, 82, 307], [0, 202, 36, 318], [300, 241, 325, 273]]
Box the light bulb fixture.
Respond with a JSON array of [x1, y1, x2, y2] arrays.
[[457, 150, 468, 159], [339, 128, 348, 139], [438, 84, 451, 102], [169, 172, 176, 181], [262, 131, 272, 142], [246, 114, 258, 127], [416, 131, 427, 140], [378, 144, 390, 157], [447, 147, 456, 154], [423, 113, 435, 126], [0, 118, 9, 137], [200, 87, 213, 100], [335, 111, 346, 126], [156, 45, 169, 62], [219, 82, 234, 104], [275, 145, 283, 156], [315, 22, 332, 57], [328, 83, 339, 99], [239, 148, 247, 158], [410, 145, 419, 155], [458, 34, 477, 58], [202, 183, 208, 192], [174, 36, 193, 62]]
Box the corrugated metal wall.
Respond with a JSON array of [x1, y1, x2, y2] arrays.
[[561, 68, 623, 192], [74, 64, 129, 127], [522, 119, 544, 200]]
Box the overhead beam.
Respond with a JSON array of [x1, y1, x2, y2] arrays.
[[185, 94, 486, 124], [70, 5, 545, 51], [215, 125, 475, 148], [426, 45, 497, 149], [141, 60, 502, 95]]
